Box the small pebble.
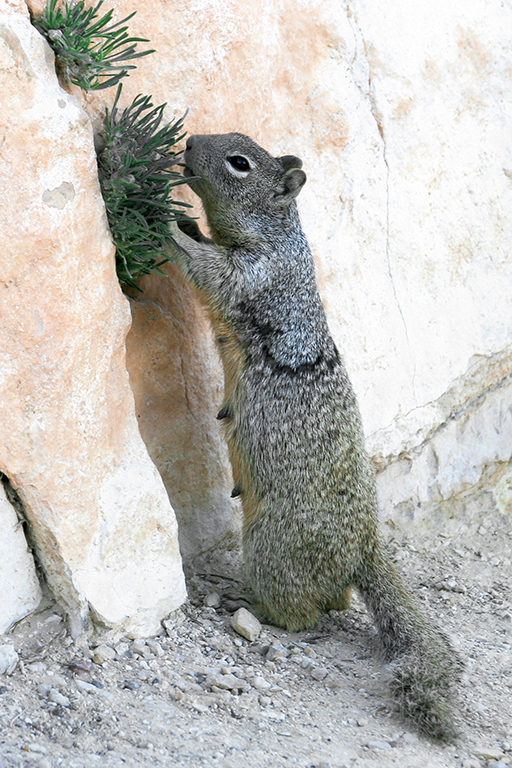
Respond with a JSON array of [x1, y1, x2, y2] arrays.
[[92, 644, 116, 663], [48, 688, 70, 707], [121, 680, 140, 690], [25, 744, 47, 754], [230, 608, 261, 642], [251, 676, 271, 691], [131, 639, 147, 655], [208, 673, 246, 691], [76, 680, 98, 694], [0, 645, 18, 675], [462, 760, 480, 768], [267, 644, 290, 661], [204, 592, 221, 608], [310, 667, 329, 681], [146, 640, 164, 657], [473, 747, 506, 761], [366, 740, 392, 750], [27, 662, 46, 673], [68, 659, 94, 675], [326, 673, 344, 690], [37, 759, 52, 768]]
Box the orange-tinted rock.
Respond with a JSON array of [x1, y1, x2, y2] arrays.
[[0, 4, 185, 635]]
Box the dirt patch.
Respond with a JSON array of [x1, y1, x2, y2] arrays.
[[0, 508, 511, 768]]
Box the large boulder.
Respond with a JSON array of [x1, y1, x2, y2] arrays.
[[0, 2, 186, 636]]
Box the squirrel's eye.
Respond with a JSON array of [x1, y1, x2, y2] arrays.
[[227, 155, 250, 172]]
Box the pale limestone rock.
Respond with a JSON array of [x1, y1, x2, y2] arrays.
[[376, 353, 512, 523], [0, 643, 19, 675], [494, 468, 512, 516], [108, 0, 512, 527], [18, 0, 512, 562], [230, 607, 262, 642], [125, 281, 241, 561], [0, 5, 185, 634], [0, 483, 42, 634]]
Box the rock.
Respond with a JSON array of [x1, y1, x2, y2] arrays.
[[230, 608, 262, 642], [76, 680, 98, 694], [0, 484, 42, 633], [473, 747, 506, 761], [125, 295, 241, 562], [0, 3, 186, 637], [259, 710, 286, 722], [250, 676, 271, 692], [310, 667, 329, 681], [25, 744, 47, 754], [37, 683, 52, 698], [266, 644, 290, 662], [146, 640, 164, 657], [325, 674, 344, 690], [92, 644, 116, 663], [0, 645, 18, 675], [48, 688, 70, 707], [207, 673, 246, 692], [131, 639, 148, 655], [366, 740, 392, 750], [121, 680, 140, 691], [162, 611, 186, 636], [204, 593, 221, 608], [68, 659, 94, 676]]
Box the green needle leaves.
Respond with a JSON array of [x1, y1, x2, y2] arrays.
[[33, 0, 154, 90], [97, 86, 193, 289]]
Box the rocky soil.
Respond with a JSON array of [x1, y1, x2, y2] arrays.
[[0, 507, 511, 768]]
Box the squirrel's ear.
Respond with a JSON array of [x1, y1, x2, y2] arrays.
[[278, 155, 303, 170], [273, 167, 307, 205]]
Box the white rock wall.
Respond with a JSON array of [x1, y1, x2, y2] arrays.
[[0, 483, 42, 634], [80, 0, 512, 536]]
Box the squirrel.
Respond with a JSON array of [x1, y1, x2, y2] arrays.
[[167, 132, 459, 740]]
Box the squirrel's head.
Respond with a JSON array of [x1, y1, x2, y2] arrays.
[[182, 133, 306, 245]]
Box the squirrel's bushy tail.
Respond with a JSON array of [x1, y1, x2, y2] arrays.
[[357, 549, 460, 741]]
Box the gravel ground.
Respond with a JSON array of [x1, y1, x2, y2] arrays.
[[1, 506, 511, 768]]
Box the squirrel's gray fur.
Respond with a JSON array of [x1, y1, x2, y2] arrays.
[[168, 132, 459, 740]]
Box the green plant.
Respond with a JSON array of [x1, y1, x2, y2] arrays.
[[97, 85, 193, 289], [34, 0, 153, 90]]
